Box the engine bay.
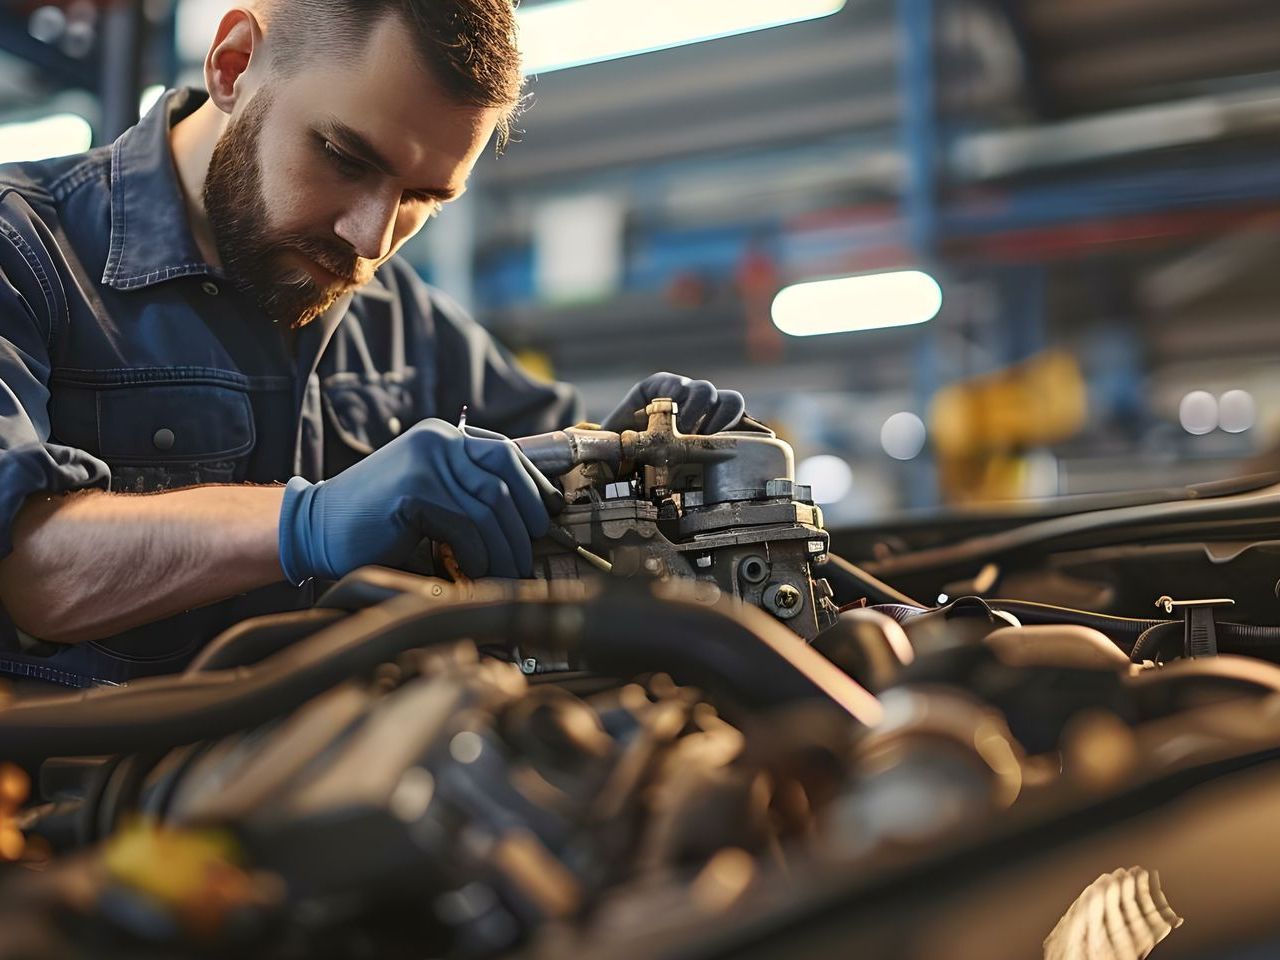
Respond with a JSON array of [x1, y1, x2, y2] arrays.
[[6, 401, 1280, 959]]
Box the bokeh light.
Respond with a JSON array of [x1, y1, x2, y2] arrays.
[[1177, 390, 1218, 436], [880, 412, 928, 461], [796, 454, 854, 504], [1218, 389, 1256, 434]]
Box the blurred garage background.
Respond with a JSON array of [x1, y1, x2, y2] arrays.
[[1, 0, 1279, 526]]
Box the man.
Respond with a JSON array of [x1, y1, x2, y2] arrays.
[[0, 0, 745, 687]]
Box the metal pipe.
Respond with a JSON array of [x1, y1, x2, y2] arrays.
[[516, 428, 623, 477], [97, 0, 147, 144]]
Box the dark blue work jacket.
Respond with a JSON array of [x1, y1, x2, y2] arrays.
[[0, 89, 580, 686]]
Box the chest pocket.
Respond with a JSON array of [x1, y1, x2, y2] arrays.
[[318, 292, 420, 475], [321, 371, 417, 473], [50, 369, 256, 492]]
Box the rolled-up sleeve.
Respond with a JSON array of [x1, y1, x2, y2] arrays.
[[0, 195, 109, 557]]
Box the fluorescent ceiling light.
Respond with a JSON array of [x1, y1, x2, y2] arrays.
[[0, 113, 92, 164], [518, 0, 847, 74], [771, 270, 943, 337]]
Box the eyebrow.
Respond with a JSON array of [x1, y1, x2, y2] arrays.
[[322, 119, 462, 202]]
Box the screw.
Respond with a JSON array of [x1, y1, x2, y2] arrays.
[[521, 658, 538, 675], [775, 584, 801, 610]]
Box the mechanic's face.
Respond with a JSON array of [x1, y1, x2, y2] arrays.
[[204, 15, 500, 327]]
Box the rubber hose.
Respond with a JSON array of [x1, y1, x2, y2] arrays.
[[985, 600, 1164, 649], [1130, 621, 1183, 662], [187, 608, 348, 673], [823, 554, 926, 609], [0, 587, 876, 761], [1131, 621, 1280, 663], [0, 597, 511, 761]]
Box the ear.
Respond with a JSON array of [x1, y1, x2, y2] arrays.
[[204, 8, 264, 114]]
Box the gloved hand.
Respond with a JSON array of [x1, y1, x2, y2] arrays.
[[278, 419, 560, 584], [601, 372, 746, 434]]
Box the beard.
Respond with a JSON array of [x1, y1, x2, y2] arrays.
[[202, 92, 374, 328]]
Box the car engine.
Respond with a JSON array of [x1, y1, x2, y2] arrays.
[[6, 402, 1280, 959]]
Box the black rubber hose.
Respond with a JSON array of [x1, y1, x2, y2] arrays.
[[1130, 621, 1280, 663], [984, 600, 1165, 649], [1130, 621, 1182, 662], [573, 588, 882, 725], [0, 587, 877, 762], [871, 596, 1165, 651], [821, 554, 926, 609], [0, 596, 503, 761], [187, 608, 347, 673], [1217, 624, 1280, 653], [862, 483, 1280, 578]]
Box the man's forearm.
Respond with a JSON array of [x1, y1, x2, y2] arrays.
[[0, 485, 287, 645]]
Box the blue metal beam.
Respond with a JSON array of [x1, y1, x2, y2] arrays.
[[944, 155, 1280, 236], [897, 0, 942, 510], [896, 0, 938, 261]]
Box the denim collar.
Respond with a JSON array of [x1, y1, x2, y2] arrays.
[[101, 87, 217, 291]]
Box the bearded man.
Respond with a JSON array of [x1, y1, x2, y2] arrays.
[[0, 0, 746, 688]]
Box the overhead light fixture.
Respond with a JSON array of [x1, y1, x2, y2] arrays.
[[518, 0, 847, 74], [771, 270, 943, 337], [0, 113, 92, 164]]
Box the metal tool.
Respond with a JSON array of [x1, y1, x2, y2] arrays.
[[545, 523, 614, 573]]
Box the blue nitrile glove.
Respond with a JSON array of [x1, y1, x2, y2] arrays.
[[278, 419, 561, 584], [601, 372, 747, 434]]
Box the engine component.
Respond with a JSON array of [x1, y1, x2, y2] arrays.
[[516, 398, 839, 641], [2, 595, 858, 959], [10, 569, 1280, 960], [16, 463, 1280, 960]]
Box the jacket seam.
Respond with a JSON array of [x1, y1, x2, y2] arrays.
[[101, 137, 127, 285], [46, 155, 107, 202], [0, 213, 58, 348], [51, 365, 254, 388], [110, 263, 211, 289]]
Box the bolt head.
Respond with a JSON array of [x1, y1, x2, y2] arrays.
[[521, 658, 538, 674], [776, 585, 801, 608]]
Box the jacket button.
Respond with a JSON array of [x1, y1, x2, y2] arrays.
[[153, 428, 176, 451], [201, 281, 220, 296], [388, 416, 402, 436]]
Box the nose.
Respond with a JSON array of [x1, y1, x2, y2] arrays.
[[333, 191, 399, 262]]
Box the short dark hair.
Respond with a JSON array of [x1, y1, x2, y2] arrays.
[[258, 0, 524, 149]]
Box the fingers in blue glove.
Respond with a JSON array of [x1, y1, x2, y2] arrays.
[[462, 424, 565, 515], [435, 436, 527, 578], [674, 378, 715, 433], [602, 372, 747, 435], [700, 389, 746, 434], [398, 498, 491, 579], [461, 434, 556, 576]]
